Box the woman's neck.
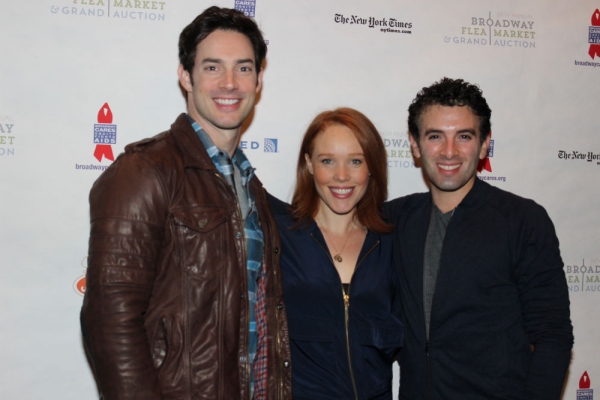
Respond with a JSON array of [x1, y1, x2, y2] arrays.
[[314, 208, 358, 235]]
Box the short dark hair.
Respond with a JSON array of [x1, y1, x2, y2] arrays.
[[407, 77, 492, 144], [291, 108, 392, 234], [178, 6, 267, 74]]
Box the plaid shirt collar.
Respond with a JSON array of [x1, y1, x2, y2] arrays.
[[186, 115, 256, 188]]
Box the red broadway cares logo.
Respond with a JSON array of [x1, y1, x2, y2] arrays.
[[580, 371, 592, 389], [477, 131, 492, 173], [94, 103, 115, 162], [589, 9, 600, 59]]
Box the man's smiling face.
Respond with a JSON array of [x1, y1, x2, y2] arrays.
[[178, 29, 263, 140], [410, 104, 490, 208]]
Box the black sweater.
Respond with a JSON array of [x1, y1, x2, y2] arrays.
[[384, 178, 573, 400]]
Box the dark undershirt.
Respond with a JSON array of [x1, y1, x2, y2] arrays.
[[423, 205, 453, 339]]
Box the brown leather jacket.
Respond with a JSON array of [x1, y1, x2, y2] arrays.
[[80, 114, 292, 400]]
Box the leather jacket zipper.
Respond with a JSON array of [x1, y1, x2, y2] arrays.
[[214, 171, 251, 398]]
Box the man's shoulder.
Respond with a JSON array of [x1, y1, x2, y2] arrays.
[[114, 114, 199, 167], [481, 181, 546, 217], [470, 181, 556, 236], [121, 130, 172, 156], [123, 115, 190, 157], [383, 191, 429, 220], [92, 115, 196, 191]]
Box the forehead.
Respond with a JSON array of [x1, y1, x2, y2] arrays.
[[313, 124, 361, 152], [195, 29, 256, 61], [419, 105, 480, 132], [420, 104, 479, 125]]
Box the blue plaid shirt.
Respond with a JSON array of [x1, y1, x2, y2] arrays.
[[187, 116, 264, 396]]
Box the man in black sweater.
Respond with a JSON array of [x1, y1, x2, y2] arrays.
[[386, 77, 573, 399]]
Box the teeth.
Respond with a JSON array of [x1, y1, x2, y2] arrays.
[[438, 164, 460, 171], [331, 188, 352, 195], [214, 98, 240, 105]]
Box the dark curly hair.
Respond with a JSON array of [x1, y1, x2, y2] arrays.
[[178, 6, 267, 75], [407, 77, 492, 144]]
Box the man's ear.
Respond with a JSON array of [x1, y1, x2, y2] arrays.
[[178, 64, 193, 93], [255, 69, 264, 93], [408, 133, 421, 159], [479, 134, 491, 159]]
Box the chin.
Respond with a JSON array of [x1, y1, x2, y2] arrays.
[[332, 206, 356, 216]]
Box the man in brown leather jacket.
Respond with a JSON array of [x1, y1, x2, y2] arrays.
[[80, 7, 292, 399]]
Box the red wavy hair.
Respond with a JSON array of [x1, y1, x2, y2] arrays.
[[291, 108, 391, 233]]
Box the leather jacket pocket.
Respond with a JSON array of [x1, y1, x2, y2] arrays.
[[172, 205, 228, 279], [152, 317, 171, 370]]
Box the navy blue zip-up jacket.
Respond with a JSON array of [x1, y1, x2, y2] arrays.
[[384, 179, 573, 400], [270, 195, 404, 400]]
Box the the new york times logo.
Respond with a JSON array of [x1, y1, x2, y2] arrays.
[[558, 150, 600, 165], [334, 13, 413, 34], [566, 259, 600, 293]]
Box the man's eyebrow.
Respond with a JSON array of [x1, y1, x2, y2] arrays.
[[201, 58, 223, 64], [200, 58, 254, 64], [423, 128, 477, 135]]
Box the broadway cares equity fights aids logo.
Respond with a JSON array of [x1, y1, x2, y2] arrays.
[[575, 9, 600, 68], [75, 103, 116, 172], [50, 0, 167, 22], [234, 0, 256, 17], [477, 133, 507, 183], [444, 11, 536, 49], [94, 103, 116, 162], [577, 371, 593, 400]]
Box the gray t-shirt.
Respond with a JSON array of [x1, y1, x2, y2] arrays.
[[423, 205, 453, 339]]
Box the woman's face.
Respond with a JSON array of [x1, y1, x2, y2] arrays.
[[305, 124, 370, 217]]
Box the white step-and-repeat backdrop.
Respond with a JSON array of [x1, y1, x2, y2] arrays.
[[1, 0, 599, 398]]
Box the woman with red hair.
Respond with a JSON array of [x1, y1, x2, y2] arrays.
[[270, 108, 403, 399]]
